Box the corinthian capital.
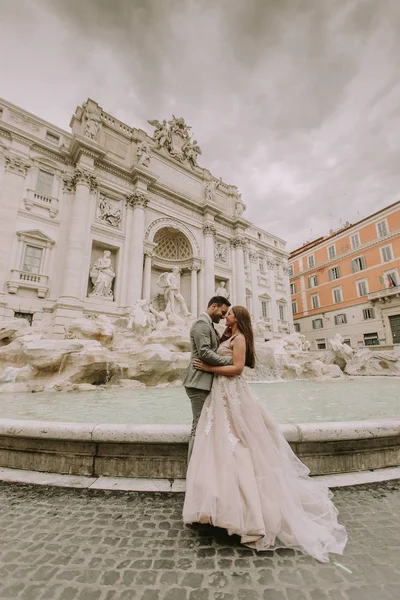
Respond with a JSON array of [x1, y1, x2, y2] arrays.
[[4, 153, 31, 176], [126, 189, 149, 209], [203, 223, 216, 237], [230, 236, 247, 250], [249, 250, 258, 263], [73, 167, 97, 191], [62, 174, 76, 193]]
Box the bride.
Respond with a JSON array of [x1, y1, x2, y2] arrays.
[[183, 306, 347, 563]]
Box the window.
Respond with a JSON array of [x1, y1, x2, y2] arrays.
[[22, 245, 43, 274], [316, 339, 327, 350], [312, 318, 323, 329], [292, 301, 298, 314], [46, 131, 60, 145], [334, 313, 347, 325], [343, 339, 351, 347], [356, 279, 369, 297], [381, 245, 393, 263], [351, 256, 366, 273], [332, 287, 343, 303], [294, 323, 300, 332], [307, 255, 315, 268], [364, 332, 379, 346], [0, 107, 3, 119], [363, 308, 375, 320], [350, 233, 360, 249], [258, 258, 265, 273], [36, 169, 54, 197], [261, 300, 269, 318], [290, 282, 296, 294], [328, 244, 336, 260], [377, 220, 388, 238], [257, 232, 262, 240], [311, 293, 320, 309], [288, 265, 294, 278], [384, 271, 399, 287], [278, 304, 286, 321], [308, 274, 318, 288], [328, 266, 340, 281]]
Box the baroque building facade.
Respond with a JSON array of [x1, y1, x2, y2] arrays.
[[289, 201, 400, 349], [0, 98, 292, 337]]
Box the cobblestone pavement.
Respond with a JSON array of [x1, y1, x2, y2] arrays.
[[0, 480, 399, 600]]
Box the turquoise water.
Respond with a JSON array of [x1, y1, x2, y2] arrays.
[[0, 378, 398, 424]]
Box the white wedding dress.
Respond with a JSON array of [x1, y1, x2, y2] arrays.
[[183, 336, 347, 563]]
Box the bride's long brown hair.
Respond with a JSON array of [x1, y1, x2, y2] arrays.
[[231, 306, 256, 369]]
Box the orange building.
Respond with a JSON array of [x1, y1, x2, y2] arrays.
[[289, 200, 400, 349]]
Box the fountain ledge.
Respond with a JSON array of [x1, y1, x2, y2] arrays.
[[0, 418, 399, 443], [0, 418, 399, 481]]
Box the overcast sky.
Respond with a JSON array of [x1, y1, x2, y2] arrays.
[[1, 0, 400, 251]]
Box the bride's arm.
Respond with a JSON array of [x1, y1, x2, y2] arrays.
[[193, 335, 245, 376]]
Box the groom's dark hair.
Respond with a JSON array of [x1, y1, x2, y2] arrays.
[[207, 296, 231, 308]]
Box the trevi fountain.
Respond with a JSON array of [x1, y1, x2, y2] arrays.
[[0, 97, 398, 487]]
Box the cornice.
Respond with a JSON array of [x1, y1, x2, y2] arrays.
[[130, 165, 159, 188], [91, 223, 125, 243], [68, 135, 107, 164]]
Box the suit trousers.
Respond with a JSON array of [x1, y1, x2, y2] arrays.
[[185, 386, 209, 464]]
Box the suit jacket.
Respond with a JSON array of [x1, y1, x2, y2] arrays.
[[183, 313, 233, 391]]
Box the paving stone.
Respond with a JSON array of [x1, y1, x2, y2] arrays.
[[0, 481, 398, 600]]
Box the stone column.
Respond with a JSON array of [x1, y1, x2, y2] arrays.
[[190, 264, 199, 317], [203, 223, 216, 304], [0, 153, 31, 307], [142, 251, 153, 300], [231, 236, 247, 306], [267, 258, 279, 332], [59, 167, 97, 303], [125, 190, 149, 305], [249, 250, 259, 321]]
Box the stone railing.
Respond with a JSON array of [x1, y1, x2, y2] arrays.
[[368, 285, 400, 303], [7, 270, 49, 298], [23, 189, 59, 218]]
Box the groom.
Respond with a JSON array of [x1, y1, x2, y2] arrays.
[[183, 296, 233, 462]]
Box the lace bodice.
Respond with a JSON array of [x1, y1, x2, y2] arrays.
[[217, 334, 241, 357]]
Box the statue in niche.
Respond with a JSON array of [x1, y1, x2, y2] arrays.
[[157, 267, 191, 318], [215, 281, 229, 299], [98, 194, 122, 227], [89, 250, 115, 300], [137, 140, 151, 167], [84, 105, 101, 140]]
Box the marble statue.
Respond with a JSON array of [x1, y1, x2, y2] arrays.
[[158, 267, 191, 318], [183, 138, 201, 168], [205, 181, 217, 202], [148, 119, 169, 149], [89, 250, 115, 299], [137, 141, 151, 167], [234, 201, 245, 218], [84, 106, 101, 140], [98, 195, 122, 228], [215, 281, 229, 299]]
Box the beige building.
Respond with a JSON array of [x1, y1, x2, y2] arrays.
[[0, 98, 292, 337], [289, 201, 400, 349]]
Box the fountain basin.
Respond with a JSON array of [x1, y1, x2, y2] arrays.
[[0, 418, 399, 479]]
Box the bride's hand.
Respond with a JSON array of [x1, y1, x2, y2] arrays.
[[193, 359, 211, 372]]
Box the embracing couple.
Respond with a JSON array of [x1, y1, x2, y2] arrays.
[[182, 296, 347, 563]]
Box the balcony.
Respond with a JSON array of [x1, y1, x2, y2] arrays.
[[23, 189, 59, 218], [368, 285, 400, 303], [278, 320, 290, 332], [7, 269, 49, 298]]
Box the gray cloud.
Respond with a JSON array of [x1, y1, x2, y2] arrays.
[[1, 0, 400, 249]]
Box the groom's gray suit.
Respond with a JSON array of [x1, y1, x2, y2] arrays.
[[183, 312, 232, 461]]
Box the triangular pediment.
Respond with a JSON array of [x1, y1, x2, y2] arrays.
[[17, 230, 55, 244]]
